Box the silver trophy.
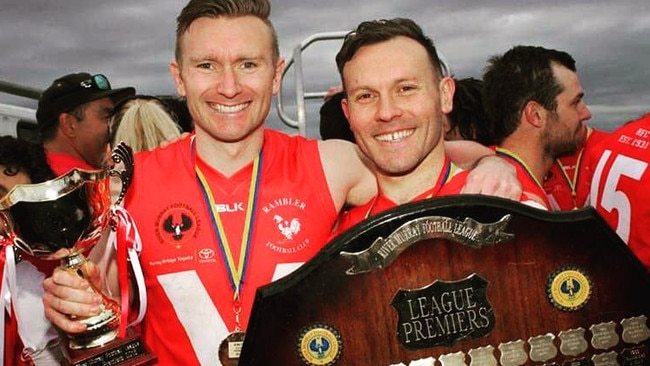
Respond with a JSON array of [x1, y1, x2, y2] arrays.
[[0, 144, 153, 365]]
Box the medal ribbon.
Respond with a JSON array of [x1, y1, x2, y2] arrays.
[[496, 147, 545, 191], [194, 148, 262, 307], [364, 157, 456, 219], [553, 149, 583, 204]]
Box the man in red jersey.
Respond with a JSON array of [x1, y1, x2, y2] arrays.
[[36, 72, 134, 174], [42, 1, 520, 365], [333, 18, 474, 232], [482, 45, 593, 210], [582, 113, 650, 269]]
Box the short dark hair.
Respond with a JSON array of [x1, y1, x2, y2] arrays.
[[0, 135, 55, 186], [482, 45, 576, 144], [175, 0, 279, 62], [319, 91, 355, 142], [336, 18, 444, 87], [447, 78, 494, 146]]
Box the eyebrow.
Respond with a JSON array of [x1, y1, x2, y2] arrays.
[[573, 91, 585, 103]]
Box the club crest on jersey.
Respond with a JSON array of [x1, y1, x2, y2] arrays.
[[155, 204, 200, 248], [274, 215, 301, 240], [261, 197, 311, 254]]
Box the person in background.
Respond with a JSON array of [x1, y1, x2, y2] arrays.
[[443, 77, 494, 146], [109, 95, 183, 152], [41, 1, 520, 365], [581, 112, 650, 269], [319, 87, 354, 142], [36, 72, 134, 174], [482, 45, 593, 209], [0, 136, 60, 365]]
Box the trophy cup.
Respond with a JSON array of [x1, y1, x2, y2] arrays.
[[0, 143, 155, 366]]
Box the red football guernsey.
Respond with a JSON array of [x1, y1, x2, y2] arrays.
[[582, 113, 650, 269], [495, 147, 551, 210], [335, 158, 467, 234], [45, 151, 95, 176], [124, 130, 338, 365]]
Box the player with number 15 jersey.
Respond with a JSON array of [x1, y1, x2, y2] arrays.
[[582, 113, 650, 269]]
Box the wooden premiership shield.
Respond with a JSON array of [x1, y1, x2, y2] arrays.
[[239, 195, 650, 366]]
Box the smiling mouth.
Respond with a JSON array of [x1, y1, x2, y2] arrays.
[[375, 129, 414, 142], [210, 102, 249, 113]]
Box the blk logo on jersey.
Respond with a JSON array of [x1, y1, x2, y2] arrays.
[[215, 202, 244, 213], [155, 204, 200, 248]]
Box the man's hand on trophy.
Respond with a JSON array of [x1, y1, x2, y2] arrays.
[[42, 264, 104, 333]]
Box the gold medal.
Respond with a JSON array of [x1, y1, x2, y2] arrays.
[[218, 332, 245, 365]]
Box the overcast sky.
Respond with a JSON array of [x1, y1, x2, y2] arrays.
[[1, 0, 649, 137]]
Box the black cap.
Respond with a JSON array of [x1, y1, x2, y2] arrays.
[[36, 72, 135, 131]]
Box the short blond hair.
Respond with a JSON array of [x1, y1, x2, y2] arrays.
[[110, 98, 182, 152]]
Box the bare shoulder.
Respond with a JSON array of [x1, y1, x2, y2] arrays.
[[317, 139, 376, 210]]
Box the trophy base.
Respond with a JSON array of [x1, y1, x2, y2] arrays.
[[62, 328, 156, 366]]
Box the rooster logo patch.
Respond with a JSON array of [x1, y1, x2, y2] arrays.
[[273, 214, 301, 240]]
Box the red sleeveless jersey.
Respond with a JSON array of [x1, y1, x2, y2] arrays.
[[124, 130, 337, 365], [582, 114, 650, 269], [334, 159, 468, 234]]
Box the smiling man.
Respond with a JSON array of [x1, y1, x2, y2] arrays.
[[42, 1, 374, 365], [334, 18, 512, 232]]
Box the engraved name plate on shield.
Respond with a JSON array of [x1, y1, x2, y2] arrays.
[[498, 340, 528, 366], [468, 345, 497, 366], [439, 351, 467, 366], [621, 315, 650, 345], [591, 351, 619, 366], [559, 328, 588, 356], [590, 321, 620, 350], [528, 333, 558, 362]]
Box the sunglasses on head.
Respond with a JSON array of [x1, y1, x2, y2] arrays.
[[79, 74, 112, 90]]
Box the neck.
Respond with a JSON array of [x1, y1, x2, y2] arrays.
[[43, 138, 86, 163], [500, 138, 553, 184], [194, 129, 265, 177], [376, 147, 447, 205]]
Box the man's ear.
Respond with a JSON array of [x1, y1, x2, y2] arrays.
[[58, 113, 77, 138], [341, 95, 351, 122], [272, 57, 285, 95], [522, 100, 545, 128], [439, 77, 455, 114], [170, 60, 186, 97]]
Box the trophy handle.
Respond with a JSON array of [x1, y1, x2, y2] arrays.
[[109, 142, 134, 206]]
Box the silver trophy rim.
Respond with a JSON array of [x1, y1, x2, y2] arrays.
[[0, 168, 109, 209]]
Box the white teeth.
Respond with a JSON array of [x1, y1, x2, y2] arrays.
[[375, 129, 414, 142], [212, 102, 248, 113]]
